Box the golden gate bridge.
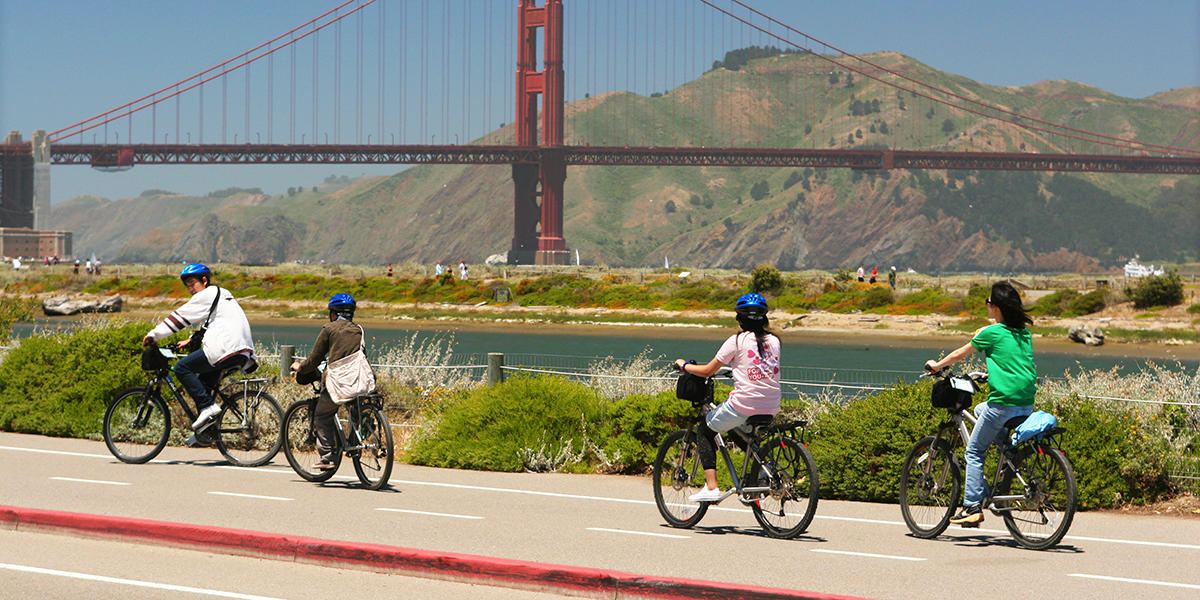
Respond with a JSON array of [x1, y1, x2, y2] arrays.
[[2, 0, 1197, 264]]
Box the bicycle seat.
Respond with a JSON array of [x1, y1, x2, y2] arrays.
[[1003, 415, 1029, 430], [745, 414, 774, 437]]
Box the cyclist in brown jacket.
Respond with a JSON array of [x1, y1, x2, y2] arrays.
[[290, 293, 364, 470]]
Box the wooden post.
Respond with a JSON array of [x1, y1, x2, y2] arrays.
[[487, 352, 504, 386]]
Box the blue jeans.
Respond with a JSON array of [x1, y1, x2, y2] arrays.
[[964, 401, 1033, 507], [173, 349, 221, 411]]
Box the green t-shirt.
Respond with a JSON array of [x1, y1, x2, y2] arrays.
[[971, 323, 1036, 406]]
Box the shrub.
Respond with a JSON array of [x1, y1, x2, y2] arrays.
[[598, 390, 693, 473], [0, 320, 153, 437], [1125, 271, 1184, 309], [806, 380, 942, 502], [1066, 289, 1107, 316], [749, 265, 783, 294], [860, 285, 894, 310], [1187, 303, 1200, 315], [0, 296, 38, 341], [405, 376, 605, 472]]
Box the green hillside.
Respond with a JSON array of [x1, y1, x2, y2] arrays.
[[53, 51, 1199, 271]]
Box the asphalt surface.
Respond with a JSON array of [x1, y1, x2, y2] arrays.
[[3, 431, 1200, 599]]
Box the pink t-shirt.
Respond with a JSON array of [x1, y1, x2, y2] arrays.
[[714, 332, 781, 415]]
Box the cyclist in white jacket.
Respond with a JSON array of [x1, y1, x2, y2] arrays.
[[142, 263, 256, 431]]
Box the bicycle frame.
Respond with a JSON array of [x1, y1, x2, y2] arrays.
[[933, 406, 1035, 513], [708, 428, 777, 504], [147, 368, 269, 431], [299, 390, 382, 455]]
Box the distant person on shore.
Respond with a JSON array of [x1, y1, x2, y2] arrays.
[[870, 265, 878, 284], [73, 259, 80, 275], [386, 264, 394, 278], [888, 266, 897, 290], [95, 259, 102, 276], [673, 293, 781, 503], [856, 264, 865, 282], [458, 260, 469, 281], [434, 261, 444, 278], [924, 281, 1036, 527], [85, 259, 93, 275]]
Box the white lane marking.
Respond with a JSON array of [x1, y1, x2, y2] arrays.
[[811, 549, 925, 562], [0, 446, 109, 459], [1069, 573, 1200, 590], [586, 527, 690, 539], [0, 562, 283, 599], [50, 477, 131, 486], [376, 508, 483, 520], [10, 442, 1200, 552], [207, 491, 292, 502]]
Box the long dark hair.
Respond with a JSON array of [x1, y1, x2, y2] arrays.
[[990, 281, 1032, 329], [736, 314, 777, 357]]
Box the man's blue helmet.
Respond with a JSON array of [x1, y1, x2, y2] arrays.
[[735, 292, 768, 320], [179, 263, 211, 282], [328, 293, 356, 316]]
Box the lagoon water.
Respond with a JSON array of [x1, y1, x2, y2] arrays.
[[18, 318, 1194, 382]]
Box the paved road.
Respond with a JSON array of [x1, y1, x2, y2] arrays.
[[3, 431, 1199, 599]]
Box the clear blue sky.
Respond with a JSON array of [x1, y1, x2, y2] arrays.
[[2, 0, 1197, 205]]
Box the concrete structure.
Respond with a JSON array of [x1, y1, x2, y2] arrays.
[[0, 227, 72, 259], [1, 131, 34, 229]]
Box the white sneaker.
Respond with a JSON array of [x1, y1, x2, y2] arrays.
[[191, 404, 222, 430], [689, 487, 722, 503]]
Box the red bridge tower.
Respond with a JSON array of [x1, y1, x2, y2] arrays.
[[511, 0, 568, 265]]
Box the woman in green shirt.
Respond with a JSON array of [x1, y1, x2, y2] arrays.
[[925, 281, 1036, 527]]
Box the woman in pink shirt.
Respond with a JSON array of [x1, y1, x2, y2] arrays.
[[674, 293, 781, 502]]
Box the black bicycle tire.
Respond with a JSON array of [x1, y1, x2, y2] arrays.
[[281, 399, 340, 482], [652, 428, 709, 528], [999, 444, 1077, 550], [103, 387, 171, 464], [898, 435, 961, 539], [750, 436, 819, 538], [215, 391, 283, 467], [351, 404, 394, 490]]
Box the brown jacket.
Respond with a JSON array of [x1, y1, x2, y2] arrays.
[[297, 318, 364, 380]]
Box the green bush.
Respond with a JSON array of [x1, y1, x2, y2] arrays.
[[1185, 303, 1200, 315], [1125, 271, 1184, 309], [860, 285, 894, 310], [0, 296, 38, 341], [749, 265, 783, 294], [1066, 289, 1107, 316], [0, 321, 152, 437], [406, 376, 605, 472], [807, 380, 942, 502], [598, 390, 694, 473]]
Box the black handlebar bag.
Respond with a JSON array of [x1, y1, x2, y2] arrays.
[[931, 376, 975, 411], [676, 372, 712, 405]]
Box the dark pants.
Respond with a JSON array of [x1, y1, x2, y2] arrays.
[[314, 389, 340, 462], [174, 351, 246, 412], [696, 421, 749, 470]]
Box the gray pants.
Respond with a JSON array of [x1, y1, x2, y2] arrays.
[[314, 390, 340, 462]]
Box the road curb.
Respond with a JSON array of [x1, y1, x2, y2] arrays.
[[1, 504, 869, 600]]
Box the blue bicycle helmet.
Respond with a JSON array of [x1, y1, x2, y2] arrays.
[[179, 263, 211, 282], [328, 293, 357, 317], [735, 292, 768, 320]]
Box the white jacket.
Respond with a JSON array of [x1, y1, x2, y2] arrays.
[[147, 285, 256, 365]]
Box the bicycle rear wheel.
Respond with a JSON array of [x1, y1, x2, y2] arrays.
[[281, 400, 340, 482], [103, 387, 171, 464], [998, 444, 1076, 550], [749, 436, 819, 538], [899, 435, 961, 538], [652, 429, 709, 528], [216, 390, 283, 467], [351, 404, 394, 490]]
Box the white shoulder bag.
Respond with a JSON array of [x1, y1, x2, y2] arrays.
[[324, 324, 376, 404]]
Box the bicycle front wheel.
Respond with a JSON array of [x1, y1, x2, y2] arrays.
[[749, 436, 819, 538], [103, 387, 171, 464], [281, 400, 341, 481], [899, 435, 961, 538], [998, 444, 1076, 550], [351, 404, 394, 490], [215, 391, 283, 467], [652, 429, 709, 528]]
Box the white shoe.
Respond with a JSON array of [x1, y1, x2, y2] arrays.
[[191, 404, 222, 430], [689, 487, 722, 503]]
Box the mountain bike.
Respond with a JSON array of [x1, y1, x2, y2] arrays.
[[652, 369, 818, 538], [281, 375, 394, 490], [898, 370, 1076, 550], [103, 344, 283, 466]]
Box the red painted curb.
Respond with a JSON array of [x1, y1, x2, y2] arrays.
[[0, 505, 869, 600]]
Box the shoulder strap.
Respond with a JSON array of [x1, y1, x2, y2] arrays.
[[357, 323, 366, 351], [201, 286, 221, 328]]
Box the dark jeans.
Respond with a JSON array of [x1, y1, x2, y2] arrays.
[[173, 350, 245, 412]]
